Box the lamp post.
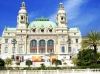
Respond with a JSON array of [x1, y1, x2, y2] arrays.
[[11, 39, 17, 60]]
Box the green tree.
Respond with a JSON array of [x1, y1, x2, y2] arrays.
[[26, 60, 32, 67], [72, 55, 78, 65], [5, 58, 12, 67], [0, 58, 5, 69], [53, 59, 62, 67], [0, 58, 5, 67], [77, 49, 95, 66], [40, 63, 46, 70], [82, 31, 100, 63]]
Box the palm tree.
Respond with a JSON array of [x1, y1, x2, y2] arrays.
[[82, 31, 100, 63]]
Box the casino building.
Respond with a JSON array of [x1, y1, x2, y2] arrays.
[[0, 2, 81, 66]]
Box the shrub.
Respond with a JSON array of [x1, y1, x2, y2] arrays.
[[40, 63, 46, 70], [76, 49, 95, 66], [5, 58, 12, 67], [0, 58, 5, 69], [26, 60, 32, 67], [0, 58, 5, 67], [52, 59, 62, 67]]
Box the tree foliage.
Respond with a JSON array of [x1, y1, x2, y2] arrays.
[[82, 31, 100, 48], [52, 59, 62, 67], [0, 58, 5, 67], [5, 58, 12, 67], [26, 60, 32, 67], [76, 49, 95, 66], [40, 63, 46, 70], [82, 31, 100, 63], [72, 55, 78, 65]]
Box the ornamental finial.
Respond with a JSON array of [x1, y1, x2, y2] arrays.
[[59, 3, 64, 9], [22, 1, 25, 7]]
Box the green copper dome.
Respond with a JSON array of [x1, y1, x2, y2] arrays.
[[29, 18, 57, 29]]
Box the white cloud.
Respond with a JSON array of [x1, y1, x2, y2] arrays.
[[49, 0, 85, 20], [65, 0, 84, 20], [49, 13, 56, 22], [49, 0, 88, 21]]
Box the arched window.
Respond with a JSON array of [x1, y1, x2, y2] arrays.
[[61, 46, 65, 53], [32, 29, 36, 32], [47, 40, 54, 53], [30, 40, 37, 47], [41, 29, 44, 32], [21, 16, 23, 20], [30, 40, 37, 53], [39, 40, 45, 46], [47, 40, 54, 46], [68, 47, 71, 53], [39, 40, 45, 53], [49, 29, 52, 32]]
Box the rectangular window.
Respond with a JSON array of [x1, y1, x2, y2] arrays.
[[5, 39, 8, 43], [5, 46, 8, 53], [19, 45, 22, 53], [68, 39, 71, 44], [61, 46, 65, 53], [12, 47, 15, 53], [68, 47, 71, 53], [76, 39, 78, 43]]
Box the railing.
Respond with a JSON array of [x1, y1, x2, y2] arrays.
[[0, 69, 100, 74]]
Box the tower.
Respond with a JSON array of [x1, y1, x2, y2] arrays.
[[56, 3, 68, 55], [57, 3, 67, 28], [17, 1, 28, 29]]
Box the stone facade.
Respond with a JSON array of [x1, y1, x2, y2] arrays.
[[0, 2, 82, 66]]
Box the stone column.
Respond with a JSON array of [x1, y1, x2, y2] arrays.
[[27, 39, 30, 54], [54, 40, 56, 54], [37, 40, 39, 54], [45, 40, 47, 54], [66, 43, 68, 54]]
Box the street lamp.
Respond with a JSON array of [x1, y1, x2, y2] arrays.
[[11, 39, 17, 60]]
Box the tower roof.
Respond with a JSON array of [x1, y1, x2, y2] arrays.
[[58, 3, 66, 14], [18, 1, 27, 14], [59, 3, 64, 10], [21, 1, 26, 9]]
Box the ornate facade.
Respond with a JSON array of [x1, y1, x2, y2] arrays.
[[0, 2, 81, 66]]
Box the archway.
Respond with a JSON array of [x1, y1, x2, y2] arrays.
[[30, 40, 37, 53], [47, 40, 54, 53], [39, 40, 45, 53]]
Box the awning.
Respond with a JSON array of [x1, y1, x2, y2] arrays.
[[32, 56, 42, 62]]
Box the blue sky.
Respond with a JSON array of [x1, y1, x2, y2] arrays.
[[0, 0, 100, 36]]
